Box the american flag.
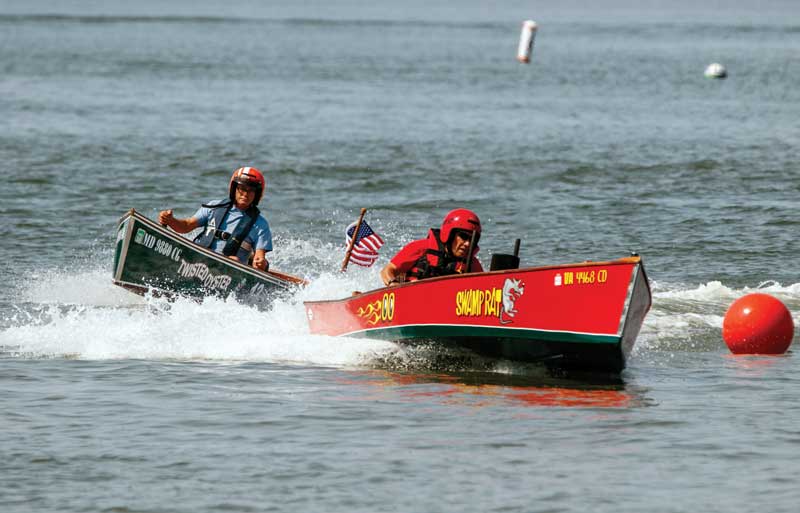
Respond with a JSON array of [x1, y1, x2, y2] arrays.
[[345, 220, 384, 267]]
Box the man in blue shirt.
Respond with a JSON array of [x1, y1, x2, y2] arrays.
[[158, 167, 273, 271]]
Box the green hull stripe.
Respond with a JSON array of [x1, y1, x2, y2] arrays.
[[344, 324, 620, 345]]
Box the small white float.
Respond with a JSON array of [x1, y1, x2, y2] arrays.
[[704, 62, 727, 79], [517, 20, 538, 63]]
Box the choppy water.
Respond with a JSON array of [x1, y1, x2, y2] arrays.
[[2, 1, 799, 512]]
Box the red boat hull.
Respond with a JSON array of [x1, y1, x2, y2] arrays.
[[304, 256, 651, 373]]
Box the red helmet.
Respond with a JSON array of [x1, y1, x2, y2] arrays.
[[440, 208, 481, 244], [228, 166, 266, 205]]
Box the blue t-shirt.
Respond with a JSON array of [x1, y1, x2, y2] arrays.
[[193, 200, 273, 263]]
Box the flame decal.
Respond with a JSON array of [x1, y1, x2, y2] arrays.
[[357, 300, 383, 325]]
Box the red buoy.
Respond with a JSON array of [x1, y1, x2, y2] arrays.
[[722, 293, 794, 354]]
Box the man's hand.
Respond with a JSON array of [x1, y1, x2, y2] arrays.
[[159, 215, 199, 234], [252, 250, 268, 271], [158, 209, 174, 227], [380, 262, 402, 286]]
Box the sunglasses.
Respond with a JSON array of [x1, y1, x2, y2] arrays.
[[236, 184, 257, 194], [453, 229, 479, 244]]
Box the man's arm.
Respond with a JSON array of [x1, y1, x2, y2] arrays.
[[248, 220, 273, 271], [158, 210, 200, 234], [381, 239, 426, 286]]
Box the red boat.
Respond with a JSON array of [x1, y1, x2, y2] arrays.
[[304, 256, 651, 373]]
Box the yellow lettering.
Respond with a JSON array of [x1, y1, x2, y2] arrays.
[[576, 271, 596, 284], [457, 288, 507, 317], [564, 272, 574, 285], [381, 293, 392, 321], [572, 270, 600, 285], [484, 288, 501, 317], [470, 290, 483, 316]]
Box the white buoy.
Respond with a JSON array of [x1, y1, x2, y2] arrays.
[[704, 62, 727, 79], [517, 20, 538, 64]]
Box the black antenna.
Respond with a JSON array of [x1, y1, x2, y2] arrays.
[[465, 230, 479, 273]]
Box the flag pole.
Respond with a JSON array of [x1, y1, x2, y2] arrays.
[[341, 208, 367, 272]]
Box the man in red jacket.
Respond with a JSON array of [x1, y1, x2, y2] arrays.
[[380, 209, 483, 286]]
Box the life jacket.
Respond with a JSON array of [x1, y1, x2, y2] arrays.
[[193, 199, 260, 263], [405, 228, 476, 281]]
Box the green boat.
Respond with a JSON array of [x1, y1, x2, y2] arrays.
[[112, 209, 305, 306]]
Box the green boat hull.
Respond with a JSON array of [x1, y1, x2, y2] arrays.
[[113, 209, 301, 307]]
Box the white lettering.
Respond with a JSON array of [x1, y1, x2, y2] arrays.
[[142, 232, 156, 249], [154, 239, 174, 257], [176, 259, 232, 291]]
